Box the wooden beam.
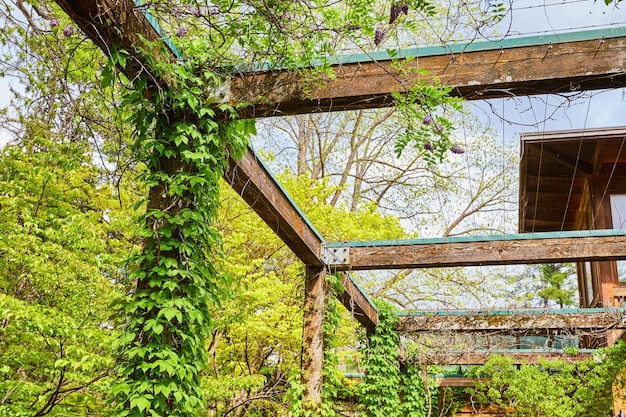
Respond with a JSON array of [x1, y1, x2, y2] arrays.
[[436, 377, 489, 387], [417, 350, 595, 365], [535, 143, 594, 175], [337, 273, 378, 331], [50, 3, 626, 118], [302, 267, 326, 407], [396, 309, 626, 333], [54, 1, 326, 267], [225, 149, 324, 266], [332, 231, 626, 270], [230, 29, 626, 117], [53, 0, 178, 84]]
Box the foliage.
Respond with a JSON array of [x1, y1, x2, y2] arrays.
[[537, 264, 576, 308], [107, 40, 255, 416], [400, 363, 428, 417], [0, 132, 132, 415], [468, 341, 626, 417], [392, 71, 464, 164], [359, 302, 401, 416]]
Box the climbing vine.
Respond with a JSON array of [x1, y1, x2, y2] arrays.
[[359, 301, 402, 416], [401, 363, 429, 417], [391, 68, 464, 164], [106, 42, 253, 417], [468, 341, 626, 417]]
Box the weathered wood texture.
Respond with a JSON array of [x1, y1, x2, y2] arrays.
[[337, 273, 378, 331], [225, 150, 324, 266], [455, 404, 508, 416], [54, 0, 175, 84], [397, 310, 626, 333], [418, 350, 594, 365], [302, 267, 326, 406], [231, 35, 626, 117], [436, 377, 488, 387], [54, 1, 326, 267], [341, 234, 626, 270], [52, 1, 626, 119]]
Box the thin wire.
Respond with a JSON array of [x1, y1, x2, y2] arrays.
[[593, 135, 626, 227], [558, 95, 593, 231]]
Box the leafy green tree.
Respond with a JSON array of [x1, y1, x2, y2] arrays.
[[469, 342, 626, 417], [537, 264, 576, 308], [0, 135, 134, 415]]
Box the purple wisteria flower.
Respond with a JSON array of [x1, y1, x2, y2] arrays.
[[209, 7, 219, 16], [450, 144, 465, 154], [63, 25, 74, 37], [190, 7, 202, 17], [389, 4, 401, 24], [50, 19, 58, 28], [400, 4, 409, 15], [423, 114, 433, 125], [176, 25, 188, 37], [424, 141, 434, 151], [374, 26, 386, 46]]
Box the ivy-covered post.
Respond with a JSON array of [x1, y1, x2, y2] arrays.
[[108, 53, 252, 415], [302, 266, 327, 409]]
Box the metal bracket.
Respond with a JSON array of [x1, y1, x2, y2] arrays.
[[322, 245, 350, 266]]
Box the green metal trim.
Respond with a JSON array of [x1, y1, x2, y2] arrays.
[[133, 0, 182, 59], [447, 349, 596, 354], [253, 153, 326, 244], [395, 308, 626, 317], [325, 228, 626, 248], [252, 27, 626, 71], [345, 273, 378, 313], [328, 27, 626, 66]]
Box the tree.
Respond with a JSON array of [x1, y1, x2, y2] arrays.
[[0, 131, 135, 416], [537, 264, 576, 309], [469, 342, 626, 417]]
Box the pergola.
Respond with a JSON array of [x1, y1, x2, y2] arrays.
[[54, 0, 626, 405]]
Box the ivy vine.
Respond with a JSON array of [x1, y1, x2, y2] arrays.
[[359, 301, 402, 416], [105, 43, 254, 417]]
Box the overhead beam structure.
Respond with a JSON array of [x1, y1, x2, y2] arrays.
[[53, 0, 381, 334], [231, 28, 626, 117], [417, 349, 596, 365], [396, 308, 626, 333], [52, 0, 626, 406], [328, 230, 626, 270]]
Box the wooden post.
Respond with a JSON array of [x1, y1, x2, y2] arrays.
[[302, 266, 326, 408]]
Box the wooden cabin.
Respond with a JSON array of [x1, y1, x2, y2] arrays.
[[519, 126, 626, 345]]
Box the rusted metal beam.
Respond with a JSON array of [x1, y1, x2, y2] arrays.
[[333, 231, 626, 270], [337, 273, 378, 331], [396, 308, 626, 333]]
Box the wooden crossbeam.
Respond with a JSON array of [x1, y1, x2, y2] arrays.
[[396, 308, 626, 333], [224, 150, 324, 266], [337, 273, 378, 331], [52, 0, 626, 119], [418, 350, 595, 365], [229, 29, 626, 117], [331, 231, 626, 270]]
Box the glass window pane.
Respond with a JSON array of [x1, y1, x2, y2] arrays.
[[610, 195, 626, 283]]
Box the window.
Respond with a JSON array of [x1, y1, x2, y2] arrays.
[[610, 195, 626, 283]]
